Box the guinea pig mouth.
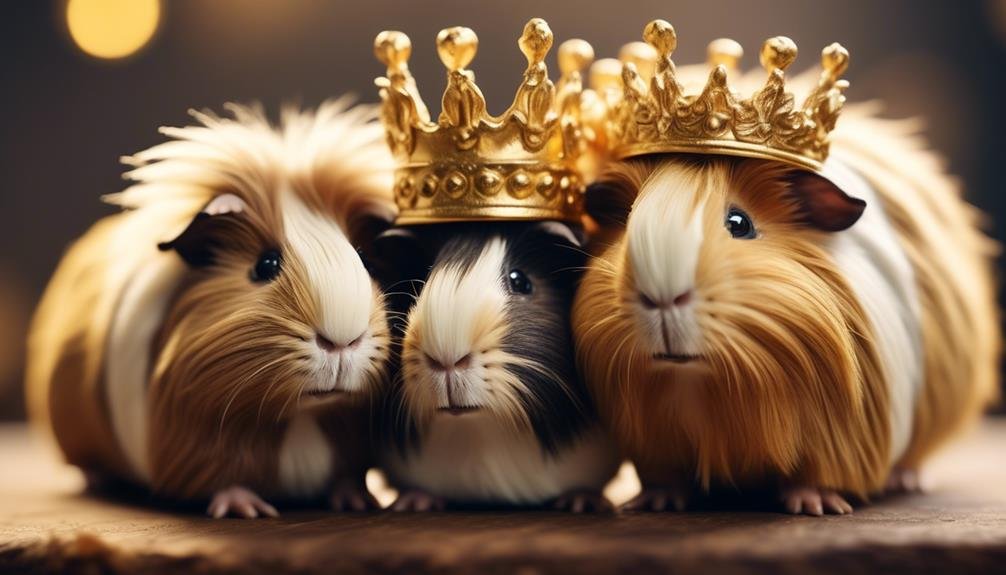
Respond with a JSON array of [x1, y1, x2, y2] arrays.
[[653, 352, 701, 364], [437, 405, 481, 416], [303, 388, 347, 400]]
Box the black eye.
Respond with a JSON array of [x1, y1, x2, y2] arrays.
[[251, 249, 282, 282], [725, 207, 757, 239], [507, 269, 533, 295]]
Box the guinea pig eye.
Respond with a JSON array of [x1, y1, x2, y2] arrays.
[[250, 249, 283, 283], [725, 207, 757, 239], [507, 269, 533, 295]]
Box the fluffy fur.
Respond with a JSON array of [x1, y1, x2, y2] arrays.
[[377, 222, 620, 506], [27, 100, 395, 507], [574, 110, 998, 507]]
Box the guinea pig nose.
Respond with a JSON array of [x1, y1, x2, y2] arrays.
[[315, 334, 338, 353], [672, 290, 693, 307], [639, 290, 693, 309], [315, 331, 365, 353], [425, 352, 472, 372]]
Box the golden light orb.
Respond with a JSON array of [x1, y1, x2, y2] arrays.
[[66, 0, 160, 60]]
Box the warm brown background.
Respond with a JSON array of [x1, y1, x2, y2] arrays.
[[2, 0, 1005, 420]]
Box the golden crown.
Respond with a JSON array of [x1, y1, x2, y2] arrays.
[[590, 20, 850, 171], [374, 19, 595, 224]]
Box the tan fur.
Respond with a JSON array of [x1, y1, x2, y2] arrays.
[[830, 111, 1000, 467], [576, 158, 890, 497], [26, 100, 395, 498], [576, 109, 999, 497]]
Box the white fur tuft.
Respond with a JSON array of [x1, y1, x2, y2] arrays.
[[820, 157, 924, 464]]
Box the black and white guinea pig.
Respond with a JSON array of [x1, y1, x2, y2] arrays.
[[368, 221, 621, 511]]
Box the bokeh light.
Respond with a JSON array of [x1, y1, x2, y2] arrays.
[[66, 0, 160, 60]]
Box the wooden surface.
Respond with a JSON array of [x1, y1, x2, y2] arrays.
[[2, 421, 1006, 574]]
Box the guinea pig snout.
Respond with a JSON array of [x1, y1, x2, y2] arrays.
[[632, 289, 703, 361]]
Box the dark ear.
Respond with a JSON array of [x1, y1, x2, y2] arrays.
[[520, 221, 587, 272], [585, 180, 636, 227], [348, 212, 394, 251], [368, 226, 433, 287], [534, 221, 583, 249], [158, 194, 248, 267], [788, 171, 866, 232]]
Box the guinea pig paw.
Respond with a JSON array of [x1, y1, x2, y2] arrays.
[[390, 490, 446, 512], [552, 490, 614, 513], [206, 486, 279, 519], [329, 484, 380, 512], [884, 467, 922, 494], [779, 486, 853, 516], [620, 487, 689, 513]]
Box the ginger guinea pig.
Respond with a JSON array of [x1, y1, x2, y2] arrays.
[[27, 101, 395, 517], [574, 112, 999, 515], [371, 222, 621, 511]]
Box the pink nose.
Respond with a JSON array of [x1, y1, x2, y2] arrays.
[[315, 332, 364, 353], [426, 352, 472, 372], [640, 290, 693, 309]]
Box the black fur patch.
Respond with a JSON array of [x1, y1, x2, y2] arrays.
[[375, 222, 595, 456]]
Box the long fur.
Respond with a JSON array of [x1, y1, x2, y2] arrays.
[[27, 100, 395, 500], [380, 222, 620, 504], [577, 159, 889, 496], [574, 108, 999, 497]]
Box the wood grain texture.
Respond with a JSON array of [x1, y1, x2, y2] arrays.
[[2, 421, 1005, 574]]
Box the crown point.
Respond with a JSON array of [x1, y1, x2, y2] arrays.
[[518, 18, 553, 65], [437, 26, 479, 71], [619, 41, 658, 81], [374, 31, 412, 69], [589, 58, 622, 91], [559, 39, 594, 75], [643, 19, 677, 55], [760, 36, 798, 72], [707, 38, 743, 70], [821, 42, 850, 79]]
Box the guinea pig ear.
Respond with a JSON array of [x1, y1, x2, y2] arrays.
[[585, 180, 636, 227], [367, 227, 432, 285], [534, 221, 583, 248], [347, 212, 394, 251], [788, 171, 867, 232], [157, 193, 248, 267]]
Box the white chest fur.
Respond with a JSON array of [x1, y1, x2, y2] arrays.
[[278, 414, 337, 498], [382, 415, 620, 505]]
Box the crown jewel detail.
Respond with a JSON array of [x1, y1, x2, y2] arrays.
[[597, 20, 849, 171], [374, 19, 595, 224]]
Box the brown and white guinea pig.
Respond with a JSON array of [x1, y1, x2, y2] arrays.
[[573, 108, 1000, 515], [368, 221, 621, 511], [26, 100, 396, 517]]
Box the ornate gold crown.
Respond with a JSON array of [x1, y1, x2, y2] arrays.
[[374, 19, 595, 224], [593, 20, 849, 171]]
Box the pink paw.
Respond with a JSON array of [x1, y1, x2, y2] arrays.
[[390, 489, 446, 512], [206, 486, 279, 519], [780, 486, 853, 516], [330, 484, 380, 512], [552, 490, 614, 513], [884, 467, 922, 494], [621, 486, 689, 512]]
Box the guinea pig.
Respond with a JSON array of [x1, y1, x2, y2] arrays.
[[26, 100, 396, 517], [370, 221, 621, 511], [573, 110, 999, 515]]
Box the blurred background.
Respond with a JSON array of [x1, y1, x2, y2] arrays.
[[1, 0, 1004, 420]]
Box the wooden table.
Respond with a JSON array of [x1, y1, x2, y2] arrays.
[[2, 421, 1005, 574]]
